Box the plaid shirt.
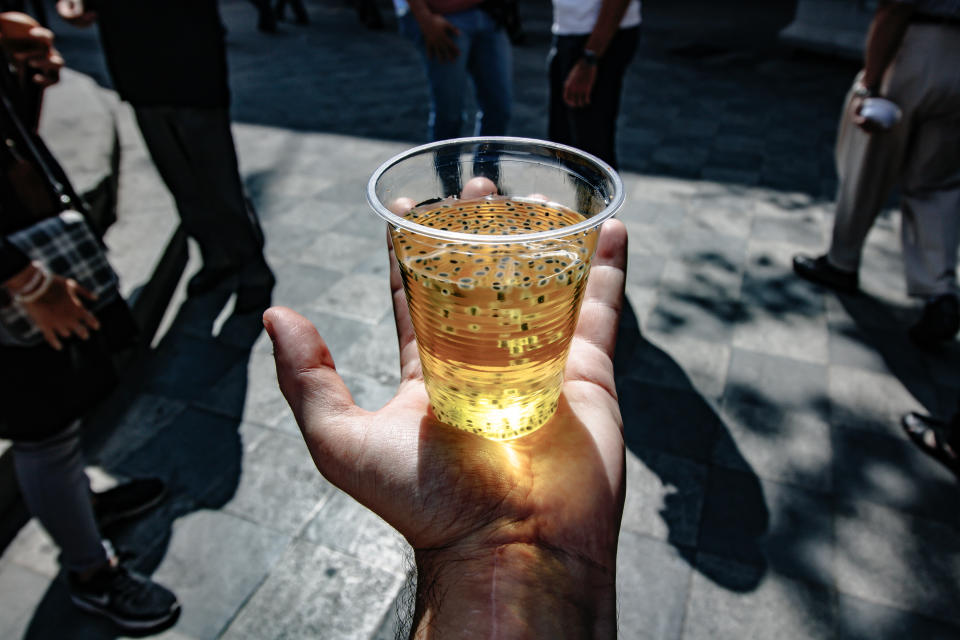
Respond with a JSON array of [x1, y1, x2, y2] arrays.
[[0, 211, 118, 346]]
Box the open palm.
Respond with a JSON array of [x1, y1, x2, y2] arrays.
[[265, 219, 628, 570]]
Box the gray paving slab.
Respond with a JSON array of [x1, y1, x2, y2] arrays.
[[616, 531, 692, 640]]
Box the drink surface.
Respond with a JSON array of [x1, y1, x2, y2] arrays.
[[392, 196, 598, 440]]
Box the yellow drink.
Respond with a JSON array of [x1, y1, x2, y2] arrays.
[[392, 196, 598, 440]]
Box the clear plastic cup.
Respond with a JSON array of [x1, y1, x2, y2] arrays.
[[368, 137, 624, 440]]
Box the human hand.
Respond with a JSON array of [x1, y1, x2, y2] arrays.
[[564, 60, 597, 108], [55, 0, 98, 27], [266, 217, 627, 637], [418, 12, 460, 61], [853, 95, 899, 134], [0, 13, 64, 86], [10, 268, 101, 350]]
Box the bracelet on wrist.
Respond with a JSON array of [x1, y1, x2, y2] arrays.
[[13, 261, 53, 304], [852, 83, 877, 99], [581, 49, 599, 67]]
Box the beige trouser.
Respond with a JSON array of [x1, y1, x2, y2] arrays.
[[828, 23, 960, 298]]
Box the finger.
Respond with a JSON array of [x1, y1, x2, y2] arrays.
[[73, 322, 90, 340], [386, 228, 420, 380], [264, 306, 357, 423], [80, 306, 100, 331], [574, 219, 628, 360], [265, 306, 386, 497], [42, 327, 62, 351], [73, 282, 98, 301]]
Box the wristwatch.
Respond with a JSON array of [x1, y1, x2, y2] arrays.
[[581, 49, 599, 67]]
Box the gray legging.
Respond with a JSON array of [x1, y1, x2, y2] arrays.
[[12, 420, 109, 573]]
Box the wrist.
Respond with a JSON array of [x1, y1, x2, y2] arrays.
[[5, 260, 46, 294], [580, 49, 599, 67], [413, 542, 617, 639], [854, 79, 878, 98]]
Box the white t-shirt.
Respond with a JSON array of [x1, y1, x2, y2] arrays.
[[552, 0, 642, 36]]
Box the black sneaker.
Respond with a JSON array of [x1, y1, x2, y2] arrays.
[[68, 562, 180, 633], [92, 478, 167, 530]]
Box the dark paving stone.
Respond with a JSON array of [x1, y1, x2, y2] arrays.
[[140, 331, 252, 404], [831, 426, 960, 526], [115, 407, 245, 509], [837, 594, 960, 640], [194, 350, 290, 427], [697, 469, 834, 588], [622, 448, 708, 547], [621, 384, 724, 463]]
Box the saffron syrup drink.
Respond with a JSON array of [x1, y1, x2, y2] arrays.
[[392, 196, 598, 440]]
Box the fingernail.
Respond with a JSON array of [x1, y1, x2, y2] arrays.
[[262, 313, 276, 342]]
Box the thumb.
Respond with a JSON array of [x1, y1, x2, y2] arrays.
[[263, 306, 358, 435]]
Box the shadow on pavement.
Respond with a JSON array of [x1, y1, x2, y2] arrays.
[[19, 289, 271, 639], [615, 298, 769, 592]]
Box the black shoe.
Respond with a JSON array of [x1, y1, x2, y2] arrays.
[[92, 478, 167, 530], [792, 254, 859, 294], [234, 257, 276, 313], [908, 294, 960, 349], [68, 562, 180, 633]]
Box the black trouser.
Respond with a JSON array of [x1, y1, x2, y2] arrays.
[[548, 26, 639, 171]]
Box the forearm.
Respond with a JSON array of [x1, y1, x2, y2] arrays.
[[411, 543, 617, 639], [861, 2, 914, 91], [406, 0, 436, 26], [583, 0, 633, 57]]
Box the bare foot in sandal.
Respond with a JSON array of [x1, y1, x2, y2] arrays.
[[902, 412, 960, 478]]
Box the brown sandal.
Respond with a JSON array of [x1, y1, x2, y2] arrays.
[[902, 412, 960, 478]]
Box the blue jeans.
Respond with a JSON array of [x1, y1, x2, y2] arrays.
[[400, 8, 513, 141]]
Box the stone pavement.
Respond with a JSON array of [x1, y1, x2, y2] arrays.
[[2, 1, 959, 638]]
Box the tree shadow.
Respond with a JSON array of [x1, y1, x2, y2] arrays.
[[19, 288, 272, 639]]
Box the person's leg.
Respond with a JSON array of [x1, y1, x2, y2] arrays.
[[422, 20, 470, 142], [547, 34, 585, 150], [563, 26, 638, 170], [466, 9, 512, 137], [826, 74, 912, 274], [12, 421, 108, 574], [134, 107, 236, 271], [136, 106, 265, 271], [898, 115, 960, 299]]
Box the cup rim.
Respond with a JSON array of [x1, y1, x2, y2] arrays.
[[366, 136, 624, 244]]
